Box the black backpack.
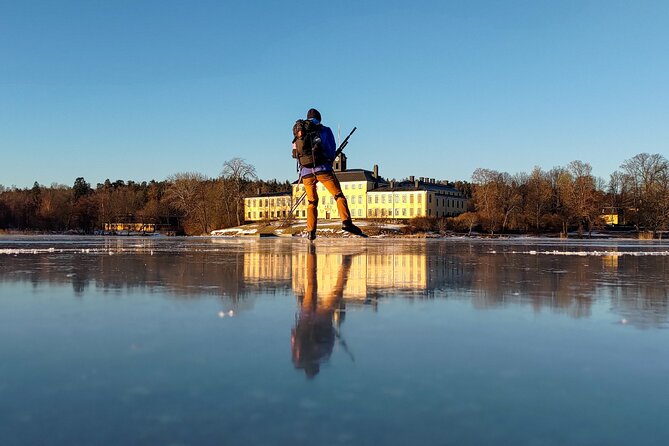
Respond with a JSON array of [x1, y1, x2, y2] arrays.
[[292, 119, 327, 168]]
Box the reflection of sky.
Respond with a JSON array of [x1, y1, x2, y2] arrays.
[[2, 237, 669, 444]]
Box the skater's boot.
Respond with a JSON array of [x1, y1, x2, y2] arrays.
[[341, 220, 363, 236]]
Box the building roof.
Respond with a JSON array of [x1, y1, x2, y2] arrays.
[[370, 180, 463, 195], [291, 169, 383, 184], [246, 191, 290, 198]]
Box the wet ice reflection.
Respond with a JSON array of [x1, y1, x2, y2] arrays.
[[1, 236, 668, 328], [1, 236, 669, 445]]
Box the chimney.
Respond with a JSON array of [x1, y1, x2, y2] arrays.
[[257, 187, 261, 195], [415, 179, 420, 189], [390, 180, 395, 189], [373, 164, 379, 179], [409, 175, 415, 182], [419, 177, 425, 182]]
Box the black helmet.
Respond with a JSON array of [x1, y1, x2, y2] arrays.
[[307, 108, 321, 122]]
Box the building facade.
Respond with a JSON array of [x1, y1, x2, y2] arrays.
[[244, 157, 468, 222]]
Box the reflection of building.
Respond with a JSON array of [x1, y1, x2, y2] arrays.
[[241, 246, 430, 299], [244, 159, 468, 222], [366, 252, 427, 291], [292, 251, 370, 299], [602, 254, 619, 269], [243, 251, 292, 283]]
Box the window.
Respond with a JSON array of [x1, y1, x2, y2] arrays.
[[271, 211, 274, 218], [375, 195, 378, 203], [382, 195, 386, 203], [283, 211, 286, 217], [410, 208, 414, 216], [428, 195, 432, 203], [402, 195, 407, 203], [368, 196, 372, 203], [270, 199, 274, 206], [330, 197, 334, 204], [402, 208, 406, 216], [358, 209, 362, 216], [344, 184, 348, 189], [248, 212, 251, 218], [428, 209, 432, 216], [358, 184, 362, 189], [395, 208, 400, 216], [410, 194, 414, 204], [394, 194, 399, 202], [302, 210, 306, 217], [358, 195, 362, 204], [417, 194, 422, 203]]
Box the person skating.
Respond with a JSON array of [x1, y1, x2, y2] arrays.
[[292, 108, 363, 240]]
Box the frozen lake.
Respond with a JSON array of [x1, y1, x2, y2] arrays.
[[1, 235, 668, 445]]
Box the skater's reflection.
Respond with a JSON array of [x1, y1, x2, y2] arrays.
[[291, 245, 355, 378]]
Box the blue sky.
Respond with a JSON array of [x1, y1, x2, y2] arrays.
[[1, 0, 668, 188]]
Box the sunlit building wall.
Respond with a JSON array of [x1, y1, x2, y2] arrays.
[[243, 251, 293, 282], [366, 253, 427, 291], [243, 162, 468, 223], [291, 252, 369, 299], [244, 193, 292, 222]]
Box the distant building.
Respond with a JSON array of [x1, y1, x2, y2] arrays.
[[103, 222, 156, 233], [601, 206, 627, 226], [244, 154, 468, 222], [368, 177, 467, 219]]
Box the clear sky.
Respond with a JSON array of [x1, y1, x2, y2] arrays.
[[2, 0, 668, 188]]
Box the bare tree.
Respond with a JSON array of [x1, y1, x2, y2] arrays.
[[564, 161, 599, 237], [472, 168, 502, 234], [621, 153, 669, 235], [524, 166, 552, 231], [164, 172, 211, 234], [221, 158, 258, 226]]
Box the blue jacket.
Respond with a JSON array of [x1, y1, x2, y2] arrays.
[[300, 124, 337, 177]]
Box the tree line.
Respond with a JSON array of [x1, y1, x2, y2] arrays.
[[2, 153, 668, 236], [0, 158, 286, 235], [461, 152, 669, 236]]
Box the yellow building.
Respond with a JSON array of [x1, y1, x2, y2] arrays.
[[601, 207, 622, 226], [244, 157, 468, 222], [290, 167, 381, 221], [103, 222, 156, 233], [367, 177, 467, 219], [244, 192, 292, 221]]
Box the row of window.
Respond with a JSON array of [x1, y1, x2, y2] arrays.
[[368, 208, 423, 217], [368, 193, 424, 204], [248, 194, 372, 209], [248, 198, 464, 212], [247, 207, 461, 220], [247, 197, 290, 208], [248, 194, 465, 210]]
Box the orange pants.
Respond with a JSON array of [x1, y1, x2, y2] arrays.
[[302, 171, 351, 232]]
